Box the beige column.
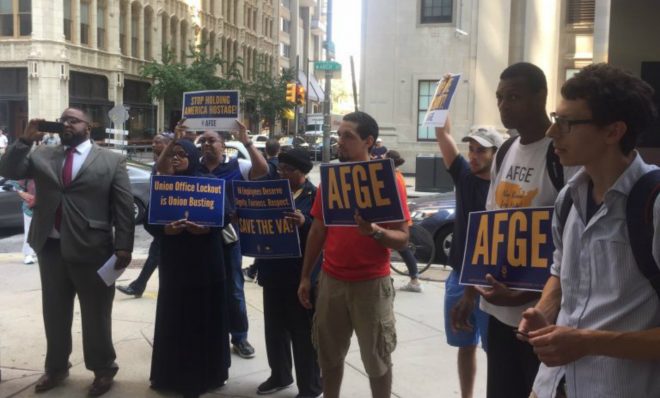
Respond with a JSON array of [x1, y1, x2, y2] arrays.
[[73, 0, 81, 44]]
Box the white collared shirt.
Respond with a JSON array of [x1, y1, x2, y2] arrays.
[[49, 139, 93, 238], [533, 153, 660, 398]]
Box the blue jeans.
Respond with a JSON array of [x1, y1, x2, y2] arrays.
[[398, 248, 418, 278], [225, 240, 249, 345]]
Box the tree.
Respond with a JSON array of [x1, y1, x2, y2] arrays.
[[140, 42, 244, 128], [243, 56, 296, 135]]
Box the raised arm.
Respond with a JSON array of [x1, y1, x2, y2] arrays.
[[435, 116, 460, 169], [233, 121, 268, 180], [0, 119, 44, 179]]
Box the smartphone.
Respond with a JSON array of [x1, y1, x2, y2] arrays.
[[37, 121, 64, 134]]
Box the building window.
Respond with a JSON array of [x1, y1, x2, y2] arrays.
[[420, 0, 452, 24], [144, 8, 152, 60], [63, 0, 72, 40], [97, 0, 106, 49], [119, 4, 126, 54], [417, 80, 438, 140], [279, 42, 290, 58], [80, 0, 90, 45], [0, 0, 31, 37], [566, 0, 595, 26], [131, 7, 138, 57], [281, 17, 290, 34]]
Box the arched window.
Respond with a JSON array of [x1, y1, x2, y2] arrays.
[[131, 2, 140, 57], [97, 0, 106, 49], [180, 20, 187, 62], [144, 6, 153, 60], [169, 16, 178, 61]]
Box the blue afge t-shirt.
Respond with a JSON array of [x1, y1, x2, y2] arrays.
[[447, 155, 490, 271]]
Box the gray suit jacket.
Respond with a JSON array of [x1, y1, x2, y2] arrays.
[[0, 140, 135, 266]]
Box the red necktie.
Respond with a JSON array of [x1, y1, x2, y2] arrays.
[[55, 148, 75, 231]]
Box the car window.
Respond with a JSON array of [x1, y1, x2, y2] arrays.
[[255, 136, 268, 142]]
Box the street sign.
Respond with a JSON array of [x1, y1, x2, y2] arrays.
[[314, 61, 341, 72]]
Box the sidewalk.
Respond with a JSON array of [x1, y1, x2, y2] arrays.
[[0, 253, 487, 398]]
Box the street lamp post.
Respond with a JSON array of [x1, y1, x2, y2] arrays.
[[322, 0, 333, 163]]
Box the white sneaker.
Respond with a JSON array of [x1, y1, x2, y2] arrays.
[[399, 281, 422, 293], [24, 255, 35, 265]]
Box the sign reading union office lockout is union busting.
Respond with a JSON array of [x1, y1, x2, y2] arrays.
[[459, 207, 555, 292], [148, 175, 225, 227], [320, 159, 404, 226], [233, 179, 302, 258], [182, 90, 240, 130]]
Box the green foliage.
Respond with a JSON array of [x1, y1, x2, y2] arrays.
[[243, 56, 296, 133], [140, 42, 294, 133], [140, 42, 244, 125]]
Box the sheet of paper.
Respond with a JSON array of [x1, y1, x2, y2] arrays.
[[97, 254, 125, 287], [423, 73, 461, 128]]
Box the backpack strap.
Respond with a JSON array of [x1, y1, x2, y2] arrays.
[[495, 136, 517, 174], [626, 169, 660, 300], [556, 188, 574, 239], [546, 142, 565, 192]]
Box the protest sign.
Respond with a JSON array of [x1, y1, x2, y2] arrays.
[[319, 159, 404, 226], [148, 175, 225, 226], [181, 90, 239, 130], [423, 74, 461, 128], [459, 207, 554, 292], [233, 179, 301, 258]]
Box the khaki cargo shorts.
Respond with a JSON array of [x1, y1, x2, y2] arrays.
[[312, 271, 397, 377]]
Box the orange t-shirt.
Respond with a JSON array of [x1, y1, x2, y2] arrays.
[[311, 174, 411, 281]]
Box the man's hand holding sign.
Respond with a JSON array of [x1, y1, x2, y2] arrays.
[[459, 207, 555, 294]]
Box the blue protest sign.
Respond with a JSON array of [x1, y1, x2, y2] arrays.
[[233, 179, 301, 258], [320, 159, 404, 226], [459, 207, 554, 292], [182, 90, 239, 130], [148, 175, 225, 227]]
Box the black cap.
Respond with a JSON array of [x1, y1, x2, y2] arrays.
[[278, 148, 313, 174]]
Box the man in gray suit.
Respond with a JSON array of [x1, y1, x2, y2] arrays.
[[0, 107, 134, 396]]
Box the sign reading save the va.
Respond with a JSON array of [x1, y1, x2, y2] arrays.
[[148, 175, 225, 227], [233, 180, 302, 258], [459, 207, 554, 292], [320, 159, 404, 226], [181, 90, 239, 130]]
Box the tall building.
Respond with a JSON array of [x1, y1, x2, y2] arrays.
[[278, 0, 325, 130], [361, 0, 660, 173], [0, 0, 279, 141]]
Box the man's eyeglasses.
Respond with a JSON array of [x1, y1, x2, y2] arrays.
[[198, 138, 221, 145], [550, 112, 595, 134], [172, 151, 188, 159], [57, 116, 88, 125]]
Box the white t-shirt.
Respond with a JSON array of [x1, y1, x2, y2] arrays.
[[481, 135, 579, 326], [0, 134, 8, 150]]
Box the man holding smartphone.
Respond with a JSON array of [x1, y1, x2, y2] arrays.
[[0, 107, 135, 397]]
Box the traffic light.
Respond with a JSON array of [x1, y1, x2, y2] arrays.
[[296, 85, 306, 105], [286, 83, 296, 103]]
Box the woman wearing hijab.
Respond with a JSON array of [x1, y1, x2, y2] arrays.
[[148, 138, 231, 398]]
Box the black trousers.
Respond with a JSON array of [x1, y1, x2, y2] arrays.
[[262, 285, 322, 396], [486, 315, 540, 398], [131, 235, 160, 291], [38, 238, 118, 375]]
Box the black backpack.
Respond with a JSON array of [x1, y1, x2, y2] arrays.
[[556, 169, 660, 299], [495, 136, 565, 193]]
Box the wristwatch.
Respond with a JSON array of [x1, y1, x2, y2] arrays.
[[244, 140, 253, 148], [371, 228, 384, 241]]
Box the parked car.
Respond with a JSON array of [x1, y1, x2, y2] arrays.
[[305, 134, 338, 161], [0, 162, 152, 230], [253, 135, 269, 153], [407, 192, 456, 265], [278, 136, 309, 153]]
